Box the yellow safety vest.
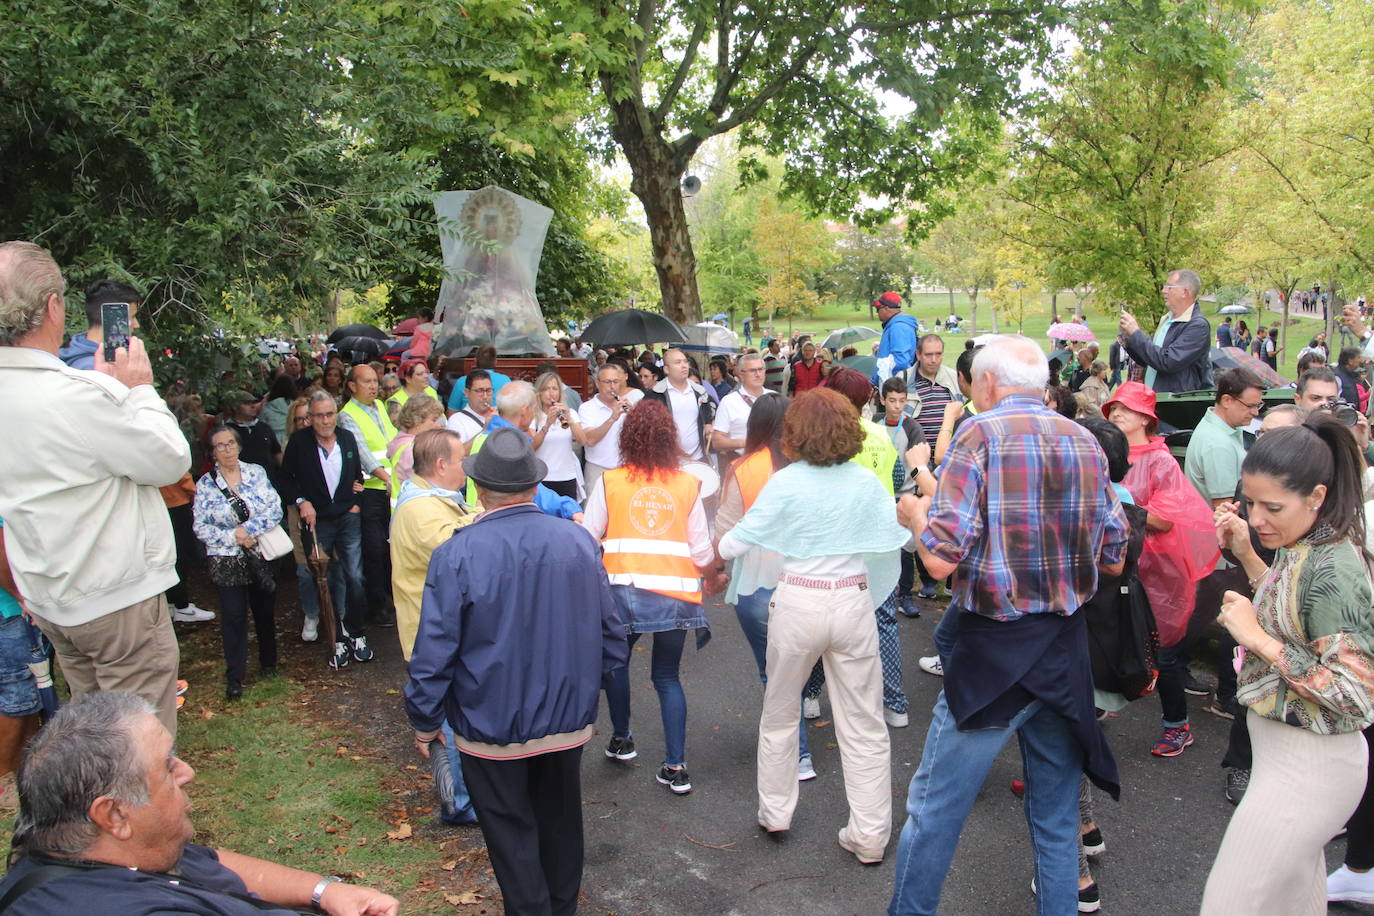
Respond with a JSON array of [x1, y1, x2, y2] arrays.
[[849, 418, 896, 496], [340, 399, 398, 491]]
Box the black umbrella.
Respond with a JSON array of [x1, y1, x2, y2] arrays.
[[581, 308, 687, 347], [332, 335, 388, 359], [327, 323, 388, 344]]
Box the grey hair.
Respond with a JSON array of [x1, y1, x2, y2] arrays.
[[0, 241, 65, 347], [307, 390, 336, 410], [737, 352, 765, 370], [971, 335, 1049, 392], [15, 692, 155, 857], [496, 380, 536, 419], [1265, 403, 1309, 425], [397, 392, 443, 431], [1167, 269, 1201, 299]]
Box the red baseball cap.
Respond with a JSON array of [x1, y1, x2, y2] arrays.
[[873, 292, 903, 310]]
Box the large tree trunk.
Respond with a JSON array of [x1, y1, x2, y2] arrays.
[[604, 93, 703, 326], [968, 287, 979, 333]]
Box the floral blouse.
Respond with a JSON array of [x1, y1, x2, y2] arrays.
[[192, 463, 284, 557], [1238, 532, 1374, 734]]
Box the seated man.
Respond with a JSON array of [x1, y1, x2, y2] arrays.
[[0, 691, 398, 916]]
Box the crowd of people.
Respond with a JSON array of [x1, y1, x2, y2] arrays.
[[4, 241, 1374, 915]]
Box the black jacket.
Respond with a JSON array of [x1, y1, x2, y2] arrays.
[[279, 427, 363, 520], [642, 379, 716, 459], [1122, 307, 1213, 393]]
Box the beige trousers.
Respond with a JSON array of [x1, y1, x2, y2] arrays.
[[34, 594, 181, 736], [584, 462, 613, 502], [1201, 710, 1367, 915], [757, 580, 891, 859]]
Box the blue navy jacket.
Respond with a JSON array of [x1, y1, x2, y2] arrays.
[[871, 312, 920, 385], [405, 504, 629, 745]]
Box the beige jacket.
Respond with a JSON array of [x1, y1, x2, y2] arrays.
[[0, 348, 190, 624]]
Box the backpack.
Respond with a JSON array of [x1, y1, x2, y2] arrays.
[[1083, 503, 1160, 700]]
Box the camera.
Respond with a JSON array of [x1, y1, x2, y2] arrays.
[[1321, 399, 1362, 427]]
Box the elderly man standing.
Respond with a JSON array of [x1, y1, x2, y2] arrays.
[[390, 427, 478, 826], [712, 352, 775, 479], [1, 691, 398, 915], [464, 382, 583, 520], [1118, 269, 1213, 392], [887, 336, 1128, 916], [406, 428, 628, 916], [643, 348, 715, 462], [578, 362, 643, 496], [870, 291, 919, 387], [0, 241, 187, 735], [338, 363, 397, 630]]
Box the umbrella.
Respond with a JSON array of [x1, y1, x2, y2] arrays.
[[971, 334, 999, 347], [1048, 348, 1071, 366], [821, 326, 880, 351], [712, 313, 729, 323], [580, 308, 686, 346], [1211, 347, 1285, 387], [1218, 304, 1252, 316], [1046, 322, 1096, 343], [327, 323, 389, 344], [305, 538, 341, 659], [333, 336, 388, 359], [838, 354, 878, 377], [392, 317, 419, 336]]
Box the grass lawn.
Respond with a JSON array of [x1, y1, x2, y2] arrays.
[[754, 293, 1331, 381]]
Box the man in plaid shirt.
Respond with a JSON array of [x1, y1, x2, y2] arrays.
[[887, 335, 1129, 916]]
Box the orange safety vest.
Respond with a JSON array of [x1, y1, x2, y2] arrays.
[[601, 467, 703, 604], [733, 448, 774, 512]]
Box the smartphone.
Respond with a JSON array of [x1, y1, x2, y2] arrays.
[[101, 302, 131, 362]]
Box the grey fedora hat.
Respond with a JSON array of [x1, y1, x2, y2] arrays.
[[462, 426, 547, 493]]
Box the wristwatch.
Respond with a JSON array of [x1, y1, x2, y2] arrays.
[[311, 875, 342, 910]]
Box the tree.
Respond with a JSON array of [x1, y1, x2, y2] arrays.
[[830, 222, 914, 312], [917, 183, 1008, 332], [1009, 0, 1247, 325], [750, 196, 837, 333], [555, 0, 1062, 323], [986, 244, 1045, 334]]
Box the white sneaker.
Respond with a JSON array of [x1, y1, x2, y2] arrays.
[[172, 603, 214, 623], [1329, 865, 1374, 904], [918, 655, 944, 677], [802, 697, 821, 719], [797, 755, 817, 782], [301, 618, 319, 642], [884, 709, 909, 728]]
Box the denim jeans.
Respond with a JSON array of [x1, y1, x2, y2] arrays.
[[1157, 643, 1188, 727], [294, 561, 325, 620], [890, 608, 1082, 916], [440, 721, 477, 824], [303, 510, 366, 638], [734, 587, 811, 759], [603, 629, 688, 767]]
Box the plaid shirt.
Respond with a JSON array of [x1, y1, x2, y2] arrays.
[[922, 393, 1129, 621]]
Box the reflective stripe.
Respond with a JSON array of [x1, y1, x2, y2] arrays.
[[603, 538, 693, 559], [608, 572, 702, 592], [371, 449, 387, 460]]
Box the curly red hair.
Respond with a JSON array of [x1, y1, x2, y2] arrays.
[[782, 388, 864, 466], [619, 399, 682, 479]]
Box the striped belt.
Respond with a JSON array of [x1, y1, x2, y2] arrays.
[[779, 573, 867, 591]]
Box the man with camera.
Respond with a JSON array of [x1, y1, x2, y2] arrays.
[[0, 242, 188, 734]]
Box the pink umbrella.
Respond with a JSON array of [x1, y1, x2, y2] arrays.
[[1046, 322, 1097, 343]]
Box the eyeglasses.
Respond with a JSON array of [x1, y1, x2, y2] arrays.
[[310, 410, 336, 419], [212, 441, 239, 451], [469, 387, 493, 395], [1236, 399, 1265, 412], [1162, 284, 1185, 291]]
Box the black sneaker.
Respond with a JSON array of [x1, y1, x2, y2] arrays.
[[1204, 697, 1239, 720], [604, 736, 637, 761], [656, 765, 692, 795], [351, 636, 374, 663], [1081, 826, 1104, 856], [329, 641, 350, 670], [1225, 768, 1249, 806], [1183, 673, 1212, 696], [1031, 878, 1101, 914]]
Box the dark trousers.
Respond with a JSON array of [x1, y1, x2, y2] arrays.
[[359, 489, 394, 622], [898, 550, 915, 596], [1346, 726, 1374, 869], [216, 584, 277, 685], [1221, 707, 1252, 770], [165, 503, 198, 608], [1157, 643, 1188, 726], [461, 747, 585, 916]]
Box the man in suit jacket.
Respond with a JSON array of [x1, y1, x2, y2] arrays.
[[279, 390, 383, 669], [1118, 268, 1213, 393]]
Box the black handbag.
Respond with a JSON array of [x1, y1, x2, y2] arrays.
[[1083, 503, 1159, 700]]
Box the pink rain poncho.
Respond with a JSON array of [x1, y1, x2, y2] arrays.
[[1123, 440, 1221, 647]]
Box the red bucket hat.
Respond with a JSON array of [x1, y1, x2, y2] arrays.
[[1101, 381, 1159, 426]]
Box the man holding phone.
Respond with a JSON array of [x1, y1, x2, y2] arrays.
[[58, 279, 141, 371], [0, 242, 189, 735]]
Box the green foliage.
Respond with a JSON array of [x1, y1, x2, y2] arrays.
[[1213, 284, 1250, 308], [1010, 0, 1251, 323], [830, 223, 914, 308]]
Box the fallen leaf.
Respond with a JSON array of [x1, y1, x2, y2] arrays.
[[441, 860, 458, 871], [445, 891, 483, 905], [386, 823, 413, 840]]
